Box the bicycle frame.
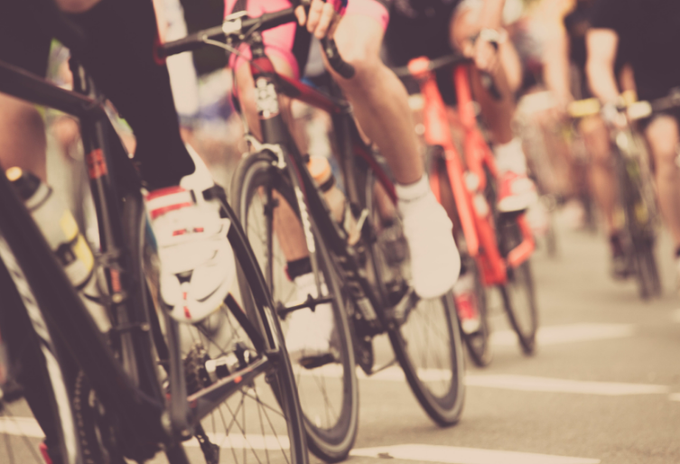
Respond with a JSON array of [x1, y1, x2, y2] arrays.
[[0, 59, 296, 460], [247, 35, 406, 346], [409, 56, 534, 287]]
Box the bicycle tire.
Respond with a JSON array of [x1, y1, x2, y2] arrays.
[[497, 217, 538, 355], [632, 237, 662, 300], [0, 236, 81, 464], [231, 151, 359, 462], [430, 155, 492, 367], [359, 163, 465, 426]]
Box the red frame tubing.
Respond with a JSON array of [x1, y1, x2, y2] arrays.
[[413, 57, 480, 257], [507, 213, 535, 269]]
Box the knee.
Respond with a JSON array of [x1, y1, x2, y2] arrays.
[[646, 116, 679, 165], [332, 40, 379, 81]]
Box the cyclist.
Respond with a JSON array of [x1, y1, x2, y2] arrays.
[[586, 0, 680, 290], [381, 0, 535, 331], [0, 0, 233, 461], [226, 0, 536, 355], [540, 0, 630, 277]]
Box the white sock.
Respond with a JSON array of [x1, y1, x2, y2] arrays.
[[494, 137, 527, 175], [396, 175, 434, 218]]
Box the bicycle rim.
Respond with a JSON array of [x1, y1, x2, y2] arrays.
[[460, 258, 493, 368], [232, 153, 358, 462], [0, 237, 80, 464], [497, 218, 538, 355], [362, 167, 465, 426]]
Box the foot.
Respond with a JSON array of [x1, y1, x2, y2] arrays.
[[497, 171, 538, 213], [398, 182, 461, 299], [610, 234, 629, 280], [453, 272, 481, 334], [147, 146, 234, 323], [284, 273, 335, 364]]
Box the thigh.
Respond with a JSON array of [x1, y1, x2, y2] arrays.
[[0, 0, 52, 77]]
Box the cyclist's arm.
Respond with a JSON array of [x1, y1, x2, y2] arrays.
[[478, 0, 506, 29], [541, 0, 574, 108], [585, 28, 620, 104]]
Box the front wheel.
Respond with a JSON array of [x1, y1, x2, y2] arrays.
[[360, 164, 465, 426], [497, 217, 538, 355], [232, 151, 359, 462]]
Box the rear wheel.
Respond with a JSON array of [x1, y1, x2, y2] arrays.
[[497, 217, 538, 355], [361, 165, 465, 426], [232, 152, 359, 462]]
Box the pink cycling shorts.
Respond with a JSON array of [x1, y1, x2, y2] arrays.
[[224, 0, 389, 79]]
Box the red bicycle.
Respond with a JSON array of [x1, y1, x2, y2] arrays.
[[396, 55, 539, 365]]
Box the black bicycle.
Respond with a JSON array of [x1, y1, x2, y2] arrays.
[[0, 40, 307, 464], [570, 93, 667, 300], [161, 8, 467, 461]]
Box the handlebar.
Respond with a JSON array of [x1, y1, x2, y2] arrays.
[[161, 7, 355, 79], [392, 54, 502, 101]]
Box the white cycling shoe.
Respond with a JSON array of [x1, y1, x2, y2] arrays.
[[284, 273, 335, 363], [397, 177, 461, 300], [146, 145, 234, 323]]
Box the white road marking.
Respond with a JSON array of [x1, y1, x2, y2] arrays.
[[671, 309, 680, 323], [351, 444, 600, 464], [668, 393, 680, 402], [299, 366, 668, 395], [491, 323, 635, 347], [0, 416, 45, 438], [0, 416, 290, 450], [465, 375, 669, 396]]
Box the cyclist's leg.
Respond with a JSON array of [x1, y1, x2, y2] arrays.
[[644, 114, 680, 256], [325, 5, 461, 299], [0, 0, 51, 181], [449, 3, 536, 213]]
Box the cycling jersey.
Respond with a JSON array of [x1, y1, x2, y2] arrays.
[[384, 0, 462, 105], [225, 0, 390, 79], [590, 0, 680, 102], [563, 0, 625, 99]]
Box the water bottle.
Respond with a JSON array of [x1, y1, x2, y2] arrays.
[[307, 156, 359, 244], [7, 167, 110, 332]]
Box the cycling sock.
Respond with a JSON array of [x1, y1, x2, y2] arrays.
[[287, 257, 312, 281], [67, 0, 194, 190], [494, 137, 527, 175], [396, 174, 432, 217]]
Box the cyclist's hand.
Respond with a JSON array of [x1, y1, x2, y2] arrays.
[[295, 0, 337, 39], [472, 36, 500, 75]]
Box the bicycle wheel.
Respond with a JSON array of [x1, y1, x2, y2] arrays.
[[360, 166, 465, 426], [497, 217, 538, 355], [430, 155, 492, 367], [143, 200, 309, 464], [232, 152, 359, 462], [631, 235, 662, 300], [0, 237, 80, 464]]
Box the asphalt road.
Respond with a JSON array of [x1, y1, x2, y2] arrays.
[[2, 209, 680, 464]]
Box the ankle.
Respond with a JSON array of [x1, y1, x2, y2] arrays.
[[494, 137, 527, 175], [396, 175, 434, 217]]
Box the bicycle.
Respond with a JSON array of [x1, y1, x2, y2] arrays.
[[569, 93, 664, 300], [0, 35, 308, 464], [394, 55, 540, 364], [161, 6, 467, 460]]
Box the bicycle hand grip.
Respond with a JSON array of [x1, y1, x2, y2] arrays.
[[321, 37, 355, 79]]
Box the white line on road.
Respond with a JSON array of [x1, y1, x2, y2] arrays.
[[299, 366, 667, 395], [0, 417, 290, 450], [668, 393, 680, 402], [671, 309, 680, 323], [491, 323, 635, 347], [351, 444, 600, 464], [465, 374, 669, 395]]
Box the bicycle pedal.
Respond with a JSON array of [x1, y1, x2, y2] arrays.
[[299, 352, 337, 370]]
